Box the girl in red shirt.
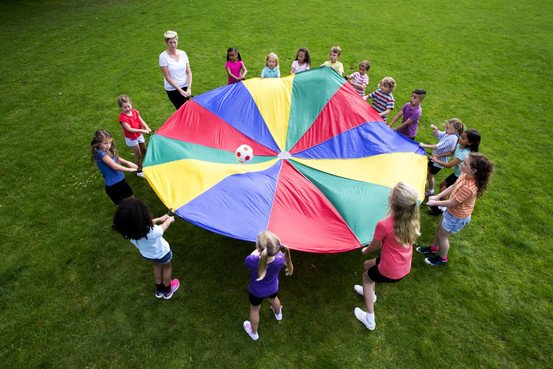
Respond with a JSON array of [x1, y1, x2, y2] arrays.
[[353, 182, 421, 330], [117, 95, 152, 176]]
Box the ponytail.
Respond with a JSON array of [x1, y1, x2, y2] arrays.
[[255, 230, 293, 280], [256, 248, 270, 281], [281, 245, 294, 276]]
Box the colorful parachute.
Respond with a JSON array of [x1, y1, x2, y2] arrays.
[[143, 67, 426, 253]]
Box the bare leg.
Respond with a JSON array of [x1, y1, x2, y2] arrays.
[[268, 296, 282, 316], [363, 258, 377, 271], [153, 263, 162, 284], [249, 304, 261, 334], [362, 271, 376, 314], [129, 144, 142, 168], [439, 180, 447, 193], [428, 173, 435, 192], [138, 142, 147, 168], [161, 262, 172, 287], [436, 224, 453, 259]]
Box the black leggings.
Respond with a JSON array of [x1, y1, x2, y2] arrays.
[[166, 88, 190, 110]]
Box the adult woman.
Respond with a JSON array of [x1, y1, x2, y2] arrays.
[[159, 30, 192, 110]]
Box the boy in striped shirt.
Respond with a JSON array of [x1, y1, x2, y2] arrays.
[[365, 77, 396, 121]]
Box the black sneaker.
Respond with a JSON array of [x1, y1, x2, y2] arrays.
[[416, 246, 437, 255], [425, 256, 448, 266]]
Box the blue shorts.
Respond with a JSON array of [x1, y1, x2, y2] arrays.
[[441, 210, 470, 234], [143, 250, 173, 265]]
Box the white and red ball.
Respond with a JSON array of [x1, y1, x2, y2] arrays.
[[235, 144, 254, 163]]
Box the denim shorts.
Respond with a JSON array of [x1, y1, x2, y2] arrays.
[[125, 134, 145, 147], [143, 250, 173, 265], [442, 210, 470, 234]]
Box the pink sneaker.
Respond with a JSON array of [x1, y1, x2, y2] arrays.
[[163, 279, 180, 299]]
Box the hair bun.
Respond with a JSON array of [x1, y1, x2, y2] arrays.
[[164, 30, 178, 39]]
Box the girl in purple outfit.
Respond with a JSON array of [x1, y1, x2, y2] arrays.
[[243, 231, 293, 341]]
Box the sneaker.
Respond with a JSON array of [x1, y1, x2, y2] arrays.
[[155, 291, 164, 299], [425, 256, 448, 266], [353, 285, 377, 302], [428, 206, 443, 216], [243, 320, 259, 341], [163, 279, 180, 299], [354, 307, 375, 330], [270, 306, 283, 321], [425, 189, 435, 197], [416, 246, 437, 255], [136, 171, 145, 178]]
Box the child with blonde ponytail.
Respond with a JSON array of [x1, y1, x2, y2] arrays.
[[243, 231, 293, 341], [353, 182, 420, 330]]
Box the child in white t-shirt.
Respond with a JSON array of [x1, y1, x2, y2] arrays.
[[348, 60, 370, 97], [113, 198, 180, 299]]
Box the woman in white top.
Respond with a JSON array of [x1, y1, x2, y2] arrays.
[[159, 30, 193, 110]]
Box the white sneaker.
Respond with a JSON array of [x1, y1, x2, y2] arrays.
[[353, 285, 377, 302], [354, 307, 375, 330], [270, 306, 283, 321], [243, 320, 259, 341], [438, 206, 447, 212], [136, 171, 145, 178], [425, 189, 435, 197]]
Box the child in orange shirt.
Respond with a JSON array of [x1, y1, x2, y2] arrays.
[[417, 153, 494, 266]]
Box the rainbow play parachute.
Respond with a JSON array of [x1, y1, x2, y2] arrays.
[[143, 67, 426, 253]]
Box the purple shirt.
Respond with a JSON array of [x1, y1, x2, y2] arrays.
[[397, 103, 422, 139], [245, 252, 286, 297]]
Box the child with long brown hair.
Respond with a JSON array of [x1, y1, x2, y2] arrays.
[[418, 152, 494, 266], [90, 129, 138, 205], [243, 231, 293, 341], [353, 182, 420, 330]]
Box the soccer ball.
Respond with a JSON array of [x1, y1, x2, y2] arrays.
[[235, 144, 254, 163]]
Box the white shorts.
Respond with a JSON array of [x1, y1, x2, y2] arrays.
[[125, 134, 145, 147]]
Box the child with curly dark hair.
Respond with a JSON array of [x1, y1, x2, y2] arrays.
[[113, 198, 180, 299]]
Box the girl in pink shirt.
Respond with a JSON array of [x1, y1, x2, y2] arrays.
[[225, 47, 247, 84], [353, 182, 421, 330]]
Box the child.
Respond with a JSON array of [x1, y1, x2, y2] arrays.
[[112, 198, 180, 299], [90, 130, 138, 205], [417, 153, 494, 266], [434, 129, 482, 191], [388, 89, 426, 140], [321, 46, 344, 76], [226, 47, 248, 84], [347, 60, 370, 97], [243, 231, 293, 341], [353, 182, 420, 331], [419, 118, 465, 197], [365, 77, 396, 121], [117, 95, 151, 176], [290, 47, 311, 74], [260, 52, 280, 78]]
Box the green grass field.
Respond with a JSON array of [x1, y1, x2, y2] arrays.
[[1, 0, 552, 367]]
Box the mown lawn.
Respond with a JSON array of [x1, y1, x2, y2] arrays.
[[0, 0, 551, 368]]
